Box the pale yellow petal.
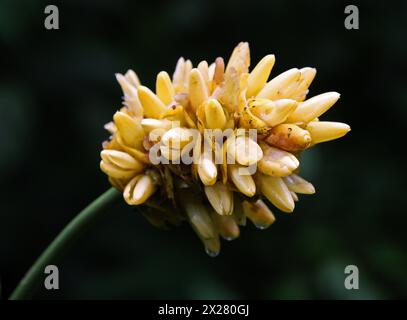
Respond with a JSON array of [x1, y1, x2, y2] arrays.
[[225, 42, 250, 76], [208, 62, 216, 81], [260, 174, 295, 213], [197, 60, 210, 89], [228, 164, 256, 197], [256, 68, 301, 100], [239, 102, 267, 131], [101, 150, 143, 171], [211, 211, 240, 240], [123, 174, 156, 205], [189, 68, 208, 112], [156, 71, 175, 105], [161, 127, 193, 149], [204, 98, 227, 129], [172, 57, 185, 93], [283, 174, 315, 194], [213, 57, 225, 85], [115, 133, 150, 164], [228, 136, 263, 166], [104, 121, 116, 134], [137, 85, 167, 118], [265, 123, 311, 152], [250, 98, 298, 127], [198, 152, 218, 186], [204, 182, 233, 215], [258, 143, 299, 177], [246, 54, 275, 98], [100, 160, 137, 180], [113, 111, 144, 148], [201, 236, 221, 257], [242, 199, 276, 229], [178, 189, 219, 252], [124, 69, 141, 88], [115, 73, 137, 98], [306, 121, 350, 144], [290, 191, 299, 202], [141, 118, 172, 133], [213, 67, 240, 113], [287, 92, 340, 123], [184, 59, 193, 90], [289, 67, 316, 101]]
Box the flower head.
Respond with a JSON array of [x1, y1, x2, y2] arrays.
[[100, 42, 350, 256]]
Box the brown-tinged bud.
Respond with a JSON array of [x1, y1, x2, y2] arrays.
[[265, 124, 311, 152]]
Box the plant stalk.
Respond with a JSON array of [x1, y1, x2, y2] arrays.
[[9, 187, 120, 300]]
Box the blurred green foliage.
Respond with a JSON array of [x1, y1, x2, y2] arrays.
[[0, 0, 406, 299]]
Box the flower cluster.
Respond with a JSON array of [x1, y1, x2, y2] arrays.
[[100, 42, 350, 256]]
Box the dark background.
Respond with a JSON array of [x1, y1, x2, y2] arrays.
[[1, 0, 406, 299]]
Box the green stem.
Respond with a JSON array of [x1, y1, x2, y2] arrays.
[[9, 187, 120, 300]]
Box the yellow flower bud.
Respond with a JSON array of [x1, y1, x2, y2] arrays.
[[242, 199, 276, 229], [288, 67, 316, 101], [290, 191, 299, 202], [265, 123, 311, 152], [227, 135, 263, 166], [104, 121, 116, 134], [204, 182, 234, 215], [258, 143, 299, 177], [198, 152, 218, 186], [283, 174, 315, 194], [113, 111, 144, 149], [239, 103, 267, 131], [116, 73, 138, 98], [172, 57, 185, 93], [179, 189, 220, 256], [123, 174, 156, 205], [259, 174, 295, 213], [204, 98, 227, 129], [184, 199, 217, 240], [246, 54, 275, 98], [197, 60, 210, 90], [140, 118, 172, 134], [228, 164, 256, 197], [306, 121, 350, 144], [250, 98, 298, 127], [101, 150, 143, 172], [124, 69, 141, 88], [208, 62, 215, 81], [256, 68, 301, 100], [156, 71, 175, 105], [161, 127, 194, 149], [201, 236, 221, 257], [211, 211, 240, 240], [225, 41, 250, 76], [189, 68, 208, 111], [115, 133, 150, 164], [287, 92, 340, 123], [160, 104, 187, 126], [137, 85, 167, 118], [184, 59, 192, 88], [214, 66, 241, 113], [213, 57, 225, 85]]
